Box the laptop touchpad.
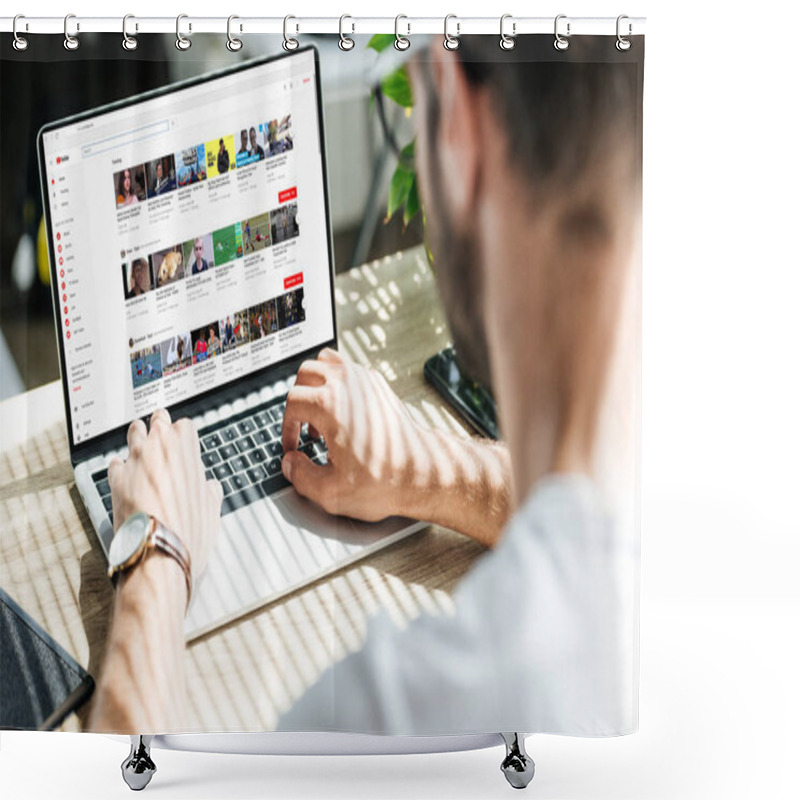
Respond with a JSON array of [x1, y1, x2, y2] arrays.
[[270, 490, 408, 548]]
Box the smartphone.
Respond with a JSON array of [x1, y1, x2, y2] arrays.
[[424, 347, 499, 440]]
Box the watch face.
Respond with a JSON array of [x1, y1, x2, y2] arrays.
[[108, 511, 150, 568]]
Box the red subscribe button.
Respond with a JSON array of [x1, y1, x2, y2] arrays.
[[278, 186, 297, 203], [284, 272, 303, 290]]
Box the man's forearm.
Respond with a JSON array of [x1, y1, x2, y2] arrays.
[[88, 553, 188, 733], [401, 429, 511, 548]]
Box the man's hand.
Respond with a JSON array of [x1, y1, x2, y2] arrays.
[[90, 409, 222, 733], [281, 348, 421, 521], [108, 408, 222, 579], [281, 348, 512, 546]]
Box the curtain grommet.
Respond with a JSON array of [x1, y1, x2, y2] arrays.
[[13, 14, 29, 51], [176, 14, 192, 51], [63, 13, 80, 51]]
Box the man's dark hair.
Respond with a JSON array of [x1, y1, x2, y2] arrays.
[[413, 35, 642, 389], [453, 35, 642, 195]]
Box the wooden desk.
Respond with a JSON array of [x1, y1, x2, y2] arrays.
[[0, 246, 486, 733]]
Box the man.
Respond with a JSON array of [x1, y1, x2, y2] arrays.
[[217, 138, 229, 174], [89, 38, 640, 734], [193, 333, 207, 363], [224, 316, 235, 349], [190, 237, 210, 275], [148, 161, 163, 198], [237, 129, 249, 158], [248, 126, 265, 160], [207, 325, 221, 358], [126, 258, 150, 297], [266, 119, 279, 155], [149, 159, 174, 197]]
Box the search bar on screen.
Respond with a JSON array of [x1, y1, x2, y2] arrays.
[[81, 119, 170, 157]]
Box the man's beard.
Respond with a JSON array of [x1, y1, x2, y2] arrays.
[[423, 161, 493, 394]]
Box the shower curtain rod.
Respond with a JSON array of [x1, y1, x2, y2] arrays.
[[1, 15, 646, 37]]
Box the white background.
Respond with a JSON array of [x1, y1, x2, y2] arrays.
[[2, 1, 798, 798]]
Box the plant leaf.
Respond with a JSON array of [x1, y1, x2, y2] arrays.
[[368, 34, 396, 53], [387, 165, 413, 221], [380, 67, 413, 109], [399, 139, 415, 165], [403, 174, 420, 227]]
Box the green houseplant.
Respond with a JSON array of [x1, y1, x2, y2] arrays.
[[367, 34, 421, 230]]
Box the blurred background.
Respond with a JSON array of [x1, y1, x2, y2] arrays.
[[0, 33, 421, 398]]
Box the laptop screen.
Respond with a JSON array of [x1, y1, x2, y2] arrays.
[[39, 48, 335, 449]]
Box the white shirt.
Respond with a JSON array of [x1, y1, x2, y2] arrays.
[[276, 474, 638, 736]]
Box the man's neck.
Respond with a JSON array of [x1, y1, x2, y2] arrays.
[[481, 197, 633, 510]]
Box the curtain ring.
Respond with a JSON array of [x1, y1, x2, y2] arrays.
[[13, 14, 29, 51], [122, 14, 138, 51], [176, 14, 192, 51], [283, 15, 299, 51], [227, 15, 243, 51], [394, 15, 410, 51], [553, 14, 570, 51], [339, 14, 355, 51], [499, 14, 516, 50], [443, 13, 460, 51], [616, 15, 632, 51], [63, 13, 80, 51]]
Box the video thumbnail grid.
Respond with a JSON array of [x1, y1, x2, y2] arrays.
[[128, 287, 306, 392], [121, 201, 300, 300], [113, 115, 294, 210]]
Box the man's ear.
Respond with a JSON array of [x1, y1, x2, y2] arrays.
[[429, 47, 483, 220]]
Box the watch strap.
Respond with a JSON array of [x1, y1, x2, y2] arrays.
[[149, 520, 193, 611]]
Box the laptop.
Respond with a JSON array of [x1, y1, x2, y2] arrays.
[[37, 47, 425, 641]]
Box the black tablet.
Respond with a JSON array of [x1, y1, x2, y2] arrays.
[[0, 587, 94, 730]]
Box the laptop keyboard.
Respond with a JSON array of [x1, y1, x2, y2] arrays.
[[91, 397, 327, 526]]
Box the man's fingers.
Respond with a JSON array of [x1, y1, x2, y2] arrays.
[[107, 456, 124, 487], [282, 385, 334, 452], [294, 359, 329, 388], [149, 407, 172, 432], [317, 347, 343, 365], [174, 417, 200, 465], [282, 451, 335, 511], [127, 418, 147, 451]]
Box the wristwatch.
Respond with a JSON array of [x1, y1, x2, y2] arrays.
[[108, 512, 193, 611]]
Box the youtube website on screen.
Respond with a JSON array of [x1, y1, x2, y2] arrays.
[[41, 50, 334, 446]]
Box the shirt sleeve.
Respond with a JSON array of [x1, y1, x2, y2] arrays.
[[275, 475, 637, 736]]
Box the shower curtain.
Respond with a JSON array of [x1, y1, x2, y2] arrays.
[[0, 19, 643, 741]]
